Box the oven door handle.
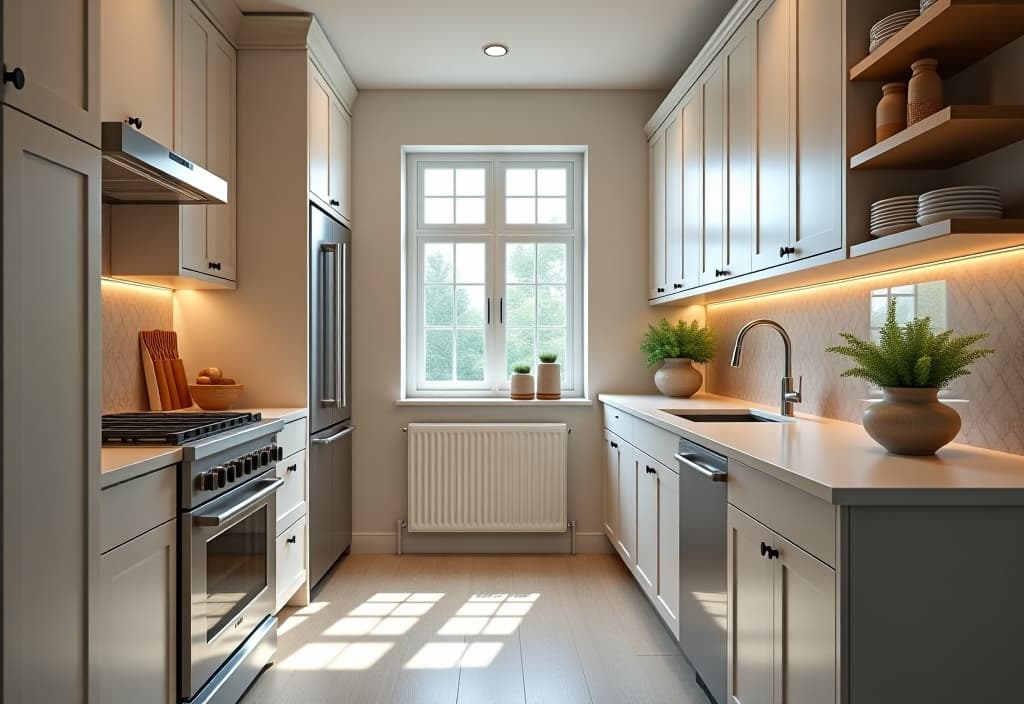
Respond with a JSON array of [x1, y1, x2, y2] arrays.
[[193, 477, 284, 527]]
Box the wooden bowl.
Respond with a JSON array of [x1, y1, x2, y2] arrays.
[[188, 384, 244, 411]]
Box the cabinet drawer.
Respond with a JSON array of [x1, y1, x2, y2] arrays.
[[728, 460, 836, 566], [276, 450, 306, 534], [276, 514, 307, 613], [633, 419, 680, 471], [277, 416, 307, 459], [101, 464, 177, 554], [603, 405, 633, 442]]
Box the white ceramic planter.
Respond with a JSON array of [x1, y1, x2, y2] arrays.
[[510, 373, 535, 400], [653, 358, 703, 398], [536, 363, 561, 400]]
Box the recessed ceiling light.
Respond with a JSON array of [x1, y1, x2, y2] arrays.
[[483, 44, 508, 57]]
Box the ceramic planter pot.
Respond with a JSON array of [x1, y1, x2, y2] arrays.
[[862, 387, 961, 455], [510, 373, 535, 400], [536, 363, 561, 400], [653, 358, 703, 398]]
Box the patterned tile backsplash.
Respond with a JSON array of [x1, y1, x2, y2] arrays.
[[706, 248, 1024, 455], [101, 280, 174, 413]]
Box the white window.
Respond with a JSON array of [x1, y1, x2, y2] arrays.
[[405, 152, 584, 397]]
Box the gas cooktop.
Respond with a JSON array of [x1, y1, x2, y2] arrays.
[[101, 411, 263, 445]]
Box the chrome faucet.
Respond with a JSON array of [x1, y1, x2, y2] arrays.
[[730, 319, 802, 417]]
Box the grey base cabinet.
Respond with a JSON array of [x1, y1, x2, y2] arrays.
[[99, 519, 177, 704]]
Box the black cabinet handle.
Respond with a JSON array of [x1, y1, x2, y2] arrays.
[[779, 246, 796, 257], [3, 65, 25, 90], [760, 541, 779, 559], [207, 261, 222, 271], [127, 116, 143, 129], [715, 269, 731, 278], [610, 441, 618, 449], [330, 199, 340, 206], [287, 535, 297, 544], [656, 287, 665, 293], [286, 464, 297, 473], [646, 465, 656, 474], [673, 283, 683, 289]]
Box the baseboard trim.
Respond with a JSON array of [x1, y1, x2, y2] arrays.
[[351, 531, 614, 555]]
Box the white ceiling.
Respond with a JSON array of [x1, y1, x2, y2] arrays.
[[234, 0, 737, 89]]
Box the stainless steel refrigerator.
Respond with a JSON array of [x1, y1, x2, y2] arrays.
[[309, 203, 353, 587]]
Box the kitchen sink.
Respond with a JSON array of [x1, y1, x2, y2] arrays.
[[661, 409, 791, 423]]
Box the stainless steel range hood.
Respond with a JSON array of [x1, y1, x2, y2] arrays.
[[101, 122, 228, 205]]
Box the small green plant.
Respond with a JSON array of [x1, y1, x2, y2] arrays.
[[640, 318, 715, 367], [512, 364, 531, 374], [826, 298, 994, 388], [538, 352, 558, 364]]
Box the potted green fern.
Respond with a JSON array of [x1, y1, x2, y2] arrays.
[[640, 318, 715, 398], [826, 299, 994, 455], [510, 363, 535, 400]]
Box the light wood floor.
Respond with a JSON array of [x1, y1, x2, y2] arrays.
[[242, 553, 708, 704]]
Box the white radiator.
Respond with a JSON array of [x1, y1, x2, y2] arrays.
[[407, 423, 568, 533]]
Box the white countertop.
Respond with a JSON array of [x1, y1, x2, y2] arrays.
[[100, 407, 307, 488], [599, 393, 1024, 505]]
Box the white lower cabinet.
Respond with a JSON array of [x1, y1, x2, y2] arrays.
[[728, 504, 836, 704], [603, 408, 681, 640], [276, 514, 308, 614]]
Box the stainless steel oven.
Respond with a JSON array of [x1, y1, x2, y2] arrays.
[[180, 427, 284, 704]]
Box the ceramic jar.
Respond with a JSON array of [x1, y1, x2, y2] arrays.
[[535, 363, 561, 400], [510, 372, 535, 400], [653, 358, 703, 398], [907, 58, 942, 126], [876, 82, 907, 142], [862, 387, 961, 455]]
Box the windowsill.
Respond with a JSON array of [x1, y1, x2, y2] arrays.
[[395, 397, 593, 407]]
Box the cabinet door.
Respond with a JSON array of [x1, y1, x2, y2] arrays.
[[793, 0, 842, 261], [635, 453, 659, 592], [698, 61, 725, 286], [308, 67, 331, 206], [328, 97, 351, 222], [3, 106, 100, 703], [99, 519, 177, 704], [616, 444, 638, 564], [664, 108, 684, 292], [205, 27, 237, 281], [602, 431, 621, 543], [648, 127, 667, 299], [751, 0, 793, 272], [656, 465, 680, 635], [727, 506, 774, 704], [3, 0, 100, 146], [724, 24, 755, 278], [178, 1, 210, 276], [100, 0, 176, 148], [680, 87, 702, 289], [773, 534, 836, 704]]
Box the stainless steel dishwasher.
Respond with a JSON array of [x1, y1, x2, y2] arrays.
[[676, 437, 728, 704]]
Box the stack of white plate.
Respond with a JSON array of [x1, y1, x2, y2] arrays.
[[920, 0, 937, 12], [869, 10, 920, 52], [870, 195, 919, 236], [917, 186, 1003, 225]]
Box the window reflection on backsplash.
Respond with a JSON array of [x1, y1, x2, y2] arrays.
[[869, 280, 947, 342]]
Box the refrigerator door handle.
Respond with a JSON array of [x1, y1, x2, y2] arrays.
[[311, 425, 356, 446], [320, 242, 341, 408], [338, 241, 347, 410]]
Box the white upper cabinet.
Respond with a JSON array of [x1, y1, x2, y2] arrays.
[[3, 0, 100, 146], [680, 87, 702, 289], [698, 60, 726, 286], [648, 127, 667, 298], [664, 108, 685, 293], [309, 63, 352, 224], [101, 0, 178, 148], [724, 24, 756, 279]]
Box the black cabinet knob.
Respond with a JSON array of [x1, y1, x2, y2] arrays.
[[286, 535, 297, 544], [779, 246, 796, 257], [609, 441, 618, 449], [330, 199, 340, 206], [127, 116, 143, 129], [656, 287, 665, 293], [673, 283, 683, 289], [287, 463, 298, 473], [760, 541, 779, 559], [3, 65, 25, 90]]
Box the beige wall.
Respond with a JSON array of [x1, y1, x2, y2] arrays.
[[350, 89, 703, 552]]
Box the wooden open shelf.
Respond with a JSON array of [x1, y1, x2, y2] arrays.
[[851, 105, 1024, 169], [849, 0, 1024, 82]]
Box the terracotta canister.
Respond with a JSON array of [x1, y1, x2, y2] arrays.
[[907, 58, 942, 126], [653, 358, 703, 398], [876, 82, 907, 142], [862, 387, 961, 455], [510, 372, 535, 400], [536, 363, 561, 400]]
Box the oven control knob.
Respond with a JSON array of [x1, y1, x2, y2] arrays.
[[275, 445, 284, 461], [234, 459, 246, 476], [243, 455, 254, 474], [214, 466, 227, 488], [226, 463, 237, 483], [260, 448, 270, 466], [202, 472, 216, 491]]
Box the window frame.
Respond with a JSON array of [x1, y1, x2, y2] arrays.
[[405, 151, 585, 399]]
